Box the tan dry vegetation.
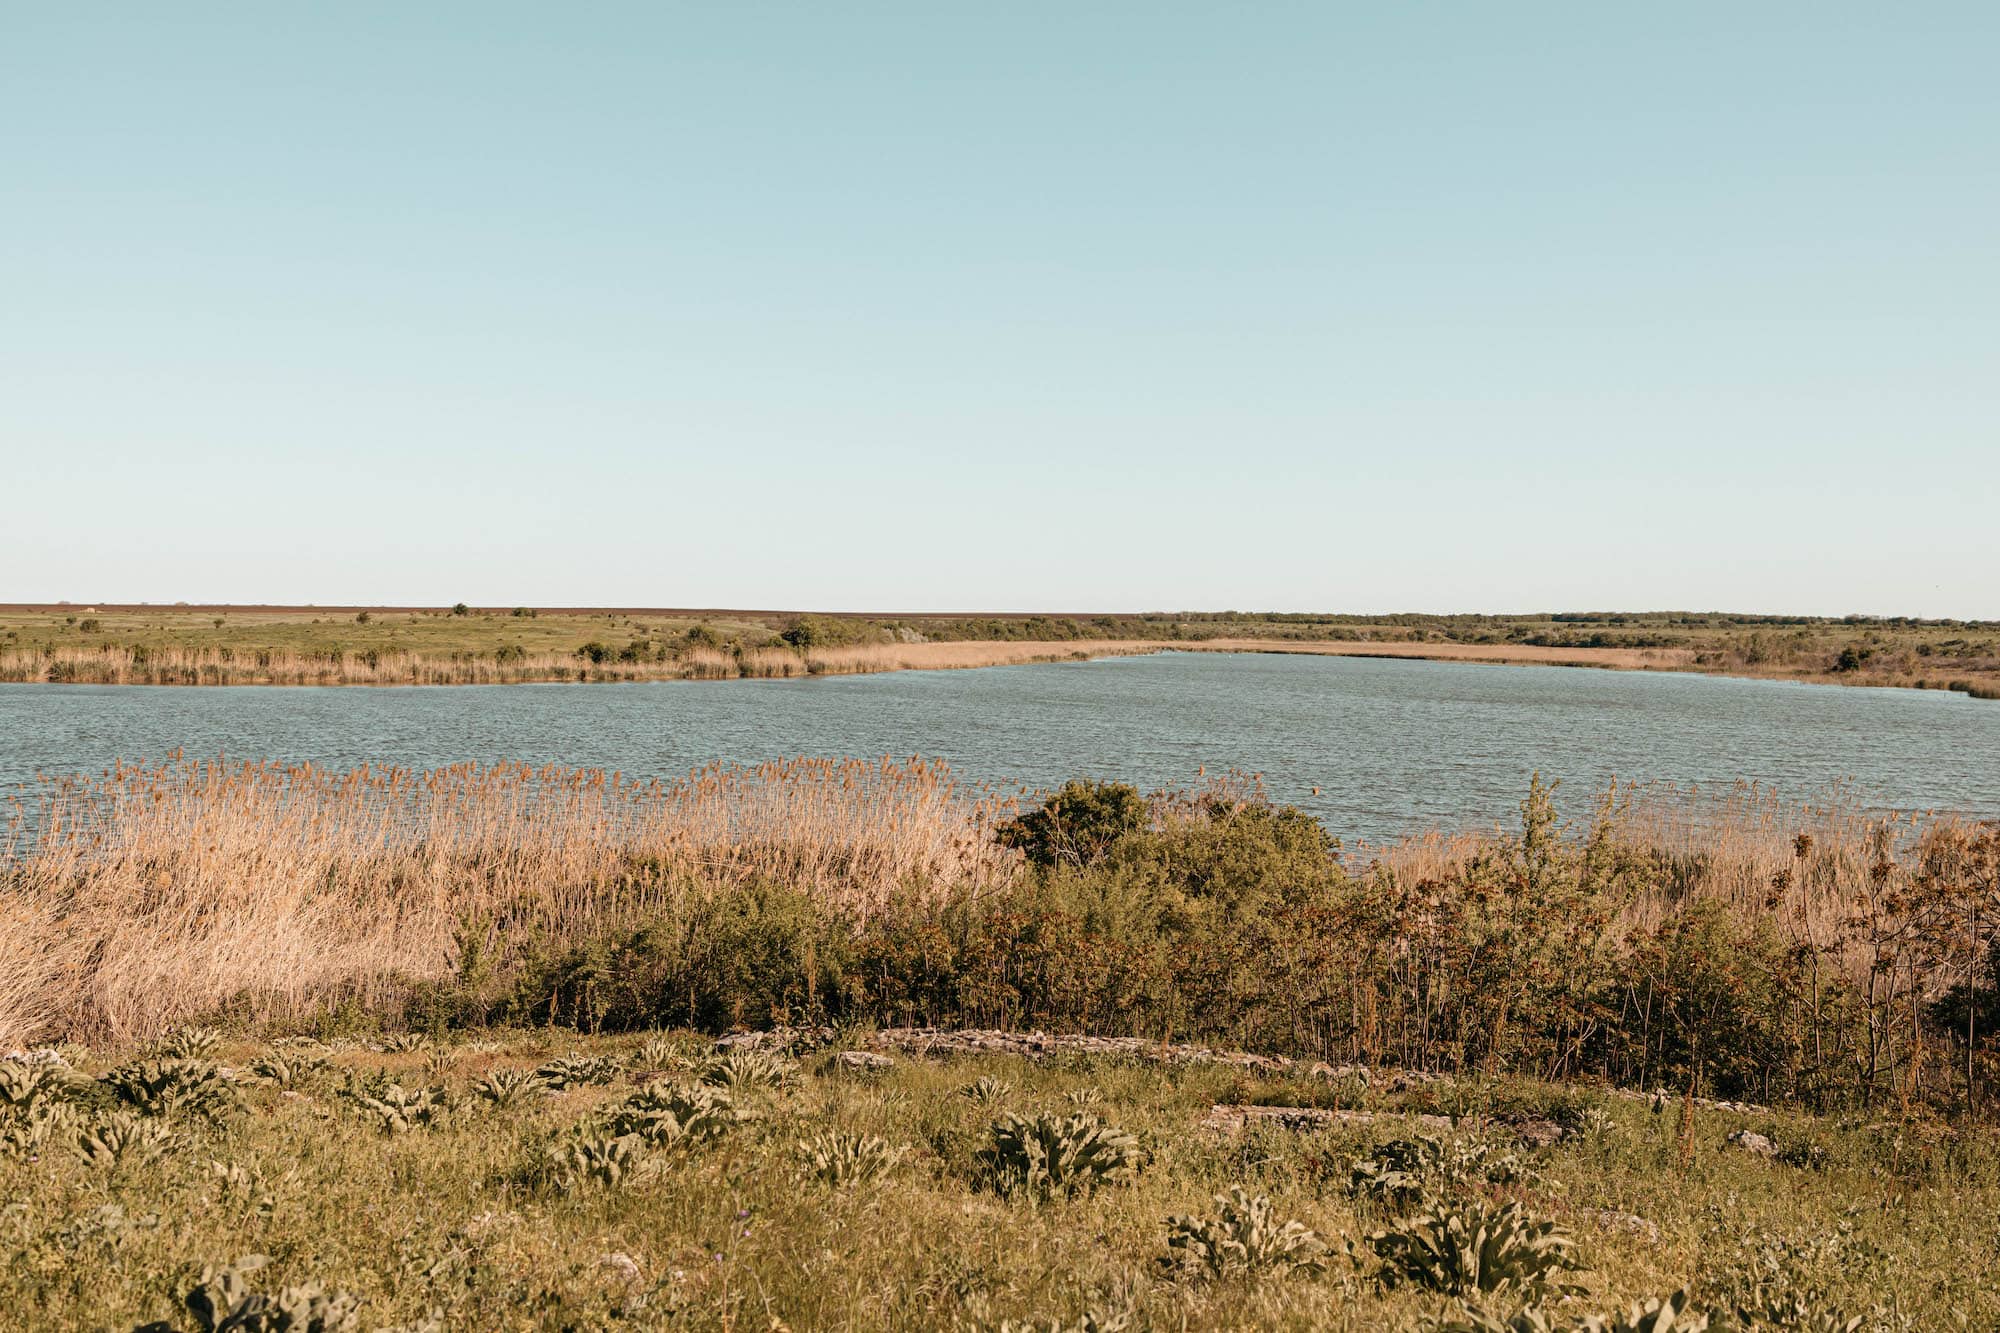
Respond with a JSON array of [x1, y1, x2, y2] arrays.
[[0, 756, 1023, 1045], [1188, 638, 1696, 671], [0, 639, 1163, 686]]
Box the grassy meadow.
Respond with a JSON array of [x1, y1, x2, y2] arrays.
[[1, 605, 1995, 696], [5, 1026, 1994, 1331]]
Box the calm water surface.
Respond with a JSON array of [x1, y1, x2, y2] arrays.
[[3, 652, 1997, 840]]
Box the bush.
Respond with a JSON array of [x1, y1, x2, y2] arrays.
[[1160, 1188, 1327, 1280], [996, 781, 1150, 869], [797, 1130, 903, 1187], [1368, 1201, 1580, 1298], [978, 1111, 1143, 1200]]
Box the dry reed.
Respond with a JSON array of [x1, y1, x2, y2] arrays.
[[0, 640, 1164, 687], [0, 755, 1021, 1044]]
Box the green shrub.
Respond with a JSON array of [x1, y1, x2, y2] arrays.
[[597, 1081, 746, 1149], [101, 1060, 242, 1121], [1160, 1187, 1327, 1281], [470, 1067, 546, 1110], [797, 1129, 902, 1187], [978, 1111, 1143, 1200], [1368, 1201, 1580, 1298], [532, 1054, 621, 1090], [996, 781, 1150, 869], [72, 1111, 180, 1169], [355, 1084, 451, 1135], [135, 1253, 363, 1333]]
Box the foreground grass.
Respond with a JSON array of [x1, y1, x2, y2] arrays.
[[3, 1029, 1994, 1331], [1, 605, 1995, 695]]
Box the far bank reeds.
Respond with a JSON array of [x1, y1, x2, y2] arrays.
[[0, 639, 1161, 686]]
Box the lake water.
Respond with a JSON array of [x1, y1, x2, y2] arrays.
[[3, 652, 1997, 841]]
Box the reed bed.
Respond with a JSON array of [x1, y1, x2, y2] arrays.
[[0, 756, 1021, 1044], [4, 754, 1991, 1096], [0, 640, 1162, 686]]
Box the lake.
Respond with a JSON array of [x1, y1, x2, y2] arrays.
[[4, 651, 1997, 840]]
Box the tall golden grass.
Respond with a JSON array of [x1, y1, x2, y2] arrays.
[[0, 641, 1163, 686], [1, 756, 1022, 1044]]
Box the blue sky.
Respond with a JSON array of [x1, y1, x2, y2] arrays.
[[5, 5, 1996, 615]]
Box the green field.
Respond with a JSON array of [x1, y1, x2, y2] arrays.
[[4, 1027, 1992, 1331]]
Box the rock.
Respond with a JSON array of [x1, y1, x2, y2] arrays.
[[1611, 1086, 1771, 1116], [1726, 1129, 1778, 1156], [598, 1252, 642, 1284], [1, 1048, 67, 1069], [834, 1050, 894, 1074], [1200, 1104, 1453, 1135], [714, 1027, 834, 1055], [1584, 1209, 1661, 1245], [1507, 1117, 1567, 1149]]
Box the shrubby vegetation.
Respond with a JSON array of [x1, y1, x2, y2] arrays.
[[442, 776, 2000, 1122]]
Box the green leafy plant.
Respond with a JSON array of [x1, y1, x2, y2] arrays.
[[533, 1054, 621, 1090], [696, 1049, 798, 1093], [158, 1027, 224, 1060], [72, 1111, 180, 1169], [961, 1076, 1013, 1103], [0, 1061, 78, 1113], [0, 1101, 78, 1157], [978, 1112, 1143, 1200], [247, 1053, 327, 1089], [1369, 1201, 1581, 1298], [544, 1132, 651, 1190], [797, 1129, 903, 1186], [597, 1081, 745, 1149], [356, 1084, 451, 1135], [470, 1067, 546, 1110], [1160, 1187, 1328, 1281], [134, 1253, 363, 1333], [102, 1059, 243, 1121], [994, 780, 1150, 868]]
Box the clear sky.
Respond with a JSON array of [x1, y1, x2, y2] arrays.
[[5, 5, 1996, 616]]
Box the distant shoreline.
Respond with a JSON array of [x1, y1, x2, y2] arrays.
[[1, 605, 1993, 699]]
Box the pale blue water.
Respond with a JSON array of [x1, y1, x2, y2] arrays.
[[3, 652, 1997, 841]]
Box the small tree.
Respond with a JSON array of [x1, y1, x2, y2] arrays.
[[996, 780, 1150, 868]]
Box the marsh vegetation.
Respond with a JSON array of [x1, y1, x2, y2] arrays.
[[3, 606, 1995, 696]]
